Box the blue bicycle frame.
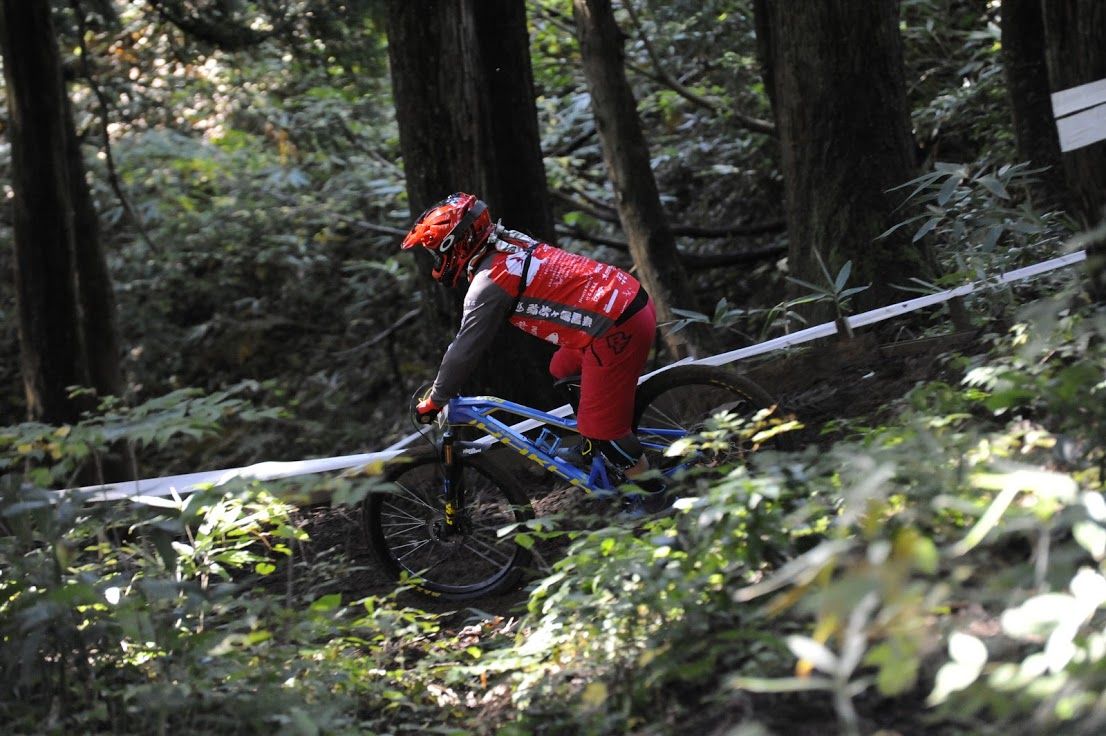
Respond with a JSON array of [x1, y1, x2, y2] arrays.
[[442, 394, 688, 495]]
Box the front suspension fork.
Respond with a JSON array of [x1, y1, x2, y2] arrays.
[[440, 427, 465, 533]]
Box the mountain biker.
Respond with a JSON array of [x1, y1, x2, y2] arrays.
[[401, 192, 663, 495]]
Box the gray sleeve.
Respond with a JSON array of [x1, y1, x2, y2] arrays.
[[429, 272, 516, 403]]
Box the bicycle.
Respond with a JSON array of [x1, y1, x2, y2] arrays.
[[362, 364, 774, 600]]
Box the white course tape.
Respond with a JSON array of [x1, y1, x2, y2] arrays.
[[699, 250, 1087, 366], [60, 249, 1088, 503], [68, 450, 405, 503]]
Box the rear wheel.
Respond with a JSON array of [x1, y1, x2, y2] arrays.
[[633, 364, 775, 476], [364, 450, 533, 600]]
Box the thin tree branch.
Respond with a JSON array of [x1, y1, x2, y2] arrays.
[[548, 123, 598, 157], [556, 224, 785, 269], [672, 220, 786, 238], [334, 308, 421, 357], [553, 189, 785, 238], [537, 3, 775, 136], [551, 188, 616, 220], [145, 0, 283, 50], [622, 0, 718, 113], [71, 0, 159, 253], [341, 218, 408, 238], [622, 0, 776, 135]]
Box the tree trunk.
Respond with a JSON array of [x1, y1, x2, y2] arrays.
[[752, 0, 775, 111], [1, 0, 88, 423], [386, 1, 559, 407], [472, 0, 555, 242], [386, 2, 490, 212], [1041, 0, 1106, 227], [1087, 229, 1106, 303], [572, 0, 699, 359], [63, 91, 124, 401], [756, 0, 924, 315], [1001, 0, 1069, 210]]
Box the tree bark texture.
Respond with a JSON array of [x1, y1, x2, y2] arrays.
[[472, 0, 555, 242], [1, 0, 88, 422], [64, 90, 124, 401], [757, 0, 924, 313], [573, 0, 699, 358], [1000, 0, 1069, 210], [386, 1, 558, 407], [386, 1, 491, 211], [752, 0, 775, 111], [1041, 0, 1106, 227]]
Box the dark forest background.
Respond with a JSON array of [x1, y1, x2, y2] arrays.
[[2, 1, 1106, 734]]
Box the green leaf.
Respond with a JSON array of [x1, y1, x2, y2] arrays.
[[310, 593, 342, 612], [913, 216, 941, 243], [936, 174, 962, 206], [785, 276, 831, 295], [728, 675, 835, 693], [877, 213, 929, 240], [1001, 593, 1073, 640], [838, 285, 870, 299], [288, 706, 320, 736], [834, 261, 853, 292], [981, 224, 1003, 252], [865, 642, 920, 695], [975, 174, 1010, 200]]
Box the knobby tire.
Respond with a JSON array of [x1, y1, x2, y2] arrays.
[[364, 449, 533, 600], [633, 364, 774, 473]]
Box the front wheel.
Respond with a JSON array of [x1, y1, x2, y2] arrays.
[[363, 449, 533, 600], [633, 364, 775, 476]]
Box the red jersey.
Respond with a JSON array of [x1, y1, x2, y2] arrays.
[[487, 236, 641, 349], [428, 227, 643, 403]]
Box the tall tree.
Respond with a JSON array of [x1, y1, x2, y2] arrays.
[[1041, 0, 1106, 227], [755, 0, 924, 313], [572, 0, 698, 358], [0, 0, 122, 423], [63, 91, 124, 405], [386, 0, 558, 406], [1001, 0, 1068, 210], [472, 0, 555, 242]]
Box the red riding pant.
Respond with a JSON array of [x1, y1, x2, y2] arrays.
[[548, 298, 656, 440]]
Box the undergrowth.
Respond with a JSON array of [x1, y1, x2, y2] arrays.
[[3, 246, 1105, 734]]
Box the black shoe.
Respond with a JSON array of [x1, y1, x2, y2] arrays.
[[641, 487, 674, 514], [553, 438, 590, 467], [620, 477, 674, 517]]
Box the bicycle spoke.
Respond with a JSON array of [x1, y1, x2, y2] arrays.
[[461, 535, 514, 568], [380, 518, 425, 534], [380, 504, 428, 525], [413, 552, 456, 577], [396, 537, 434, 563], [391, 485, 439, 513], [642, 403, 690, 431]]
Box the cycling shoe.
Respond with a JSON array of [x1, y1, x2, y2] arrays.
[[619, 481, 675, 519]]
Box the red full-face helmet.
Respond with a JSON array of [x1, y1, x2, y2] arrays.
[[400, 193, 495, 287]]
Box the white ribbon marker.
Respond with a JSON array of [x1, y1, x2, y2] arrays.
[[56, 249, 1088, 503]]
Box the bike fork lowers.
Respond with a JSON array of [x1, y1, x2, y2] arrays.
[[440, 427, 466, 534]]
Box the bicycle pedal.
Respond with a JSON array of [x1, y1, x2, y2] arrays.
[[553, 438, 593, 468]]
